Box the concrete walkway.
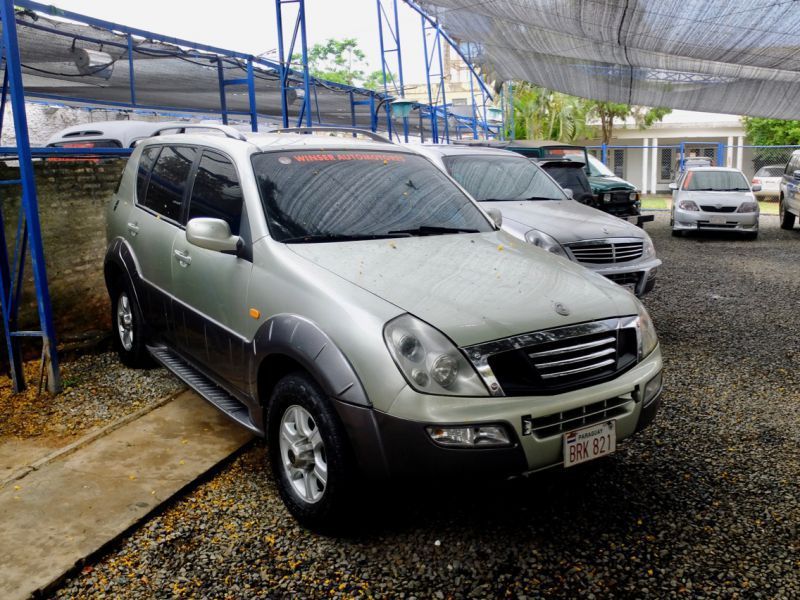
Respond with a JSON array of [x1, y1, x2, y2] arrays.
[[0, 391, 254, 600]]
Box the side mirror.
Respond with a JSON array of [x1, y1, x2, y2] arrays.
[[485, 207, 503, 228], [668, 182, 678, 190], [186, 218, 241, 254], [794, 170, 800, 180], [751, 184, 762, 192], [563, 188, 574, 200]]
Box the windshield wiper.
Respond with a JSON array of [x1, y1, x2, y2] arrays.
[[481, 196, 559, 202], [282, 233, 410, 243], [387, 225, 480, 236]]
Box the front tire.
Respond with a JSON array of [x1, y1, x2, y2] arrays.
[[111, 279, 150, 368], [779, 196, 796, 230], [267, 372, 356, 532]]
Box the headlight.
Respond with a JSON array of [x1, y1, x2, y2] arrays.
[[602, 193, 611, 203], [636, 302, 658, 359], [524, 229, 567, 257], [384, 314, 488, 396], [737, 202, 758, 213], [678, 200, 699, 211], [641, 235, 656, 260], [629, 191, 639, 201]]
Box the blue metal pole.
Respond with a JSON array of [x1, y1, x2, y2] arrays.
[[466, 43, 478, 140], [508, 81, 515, 141], [391, 0, 409, 142], [246, 57, 258, 132], [717, 142, 724, 167], [126, 34, 137, 106], [376, 0, 393, 140], [275, 0, 290, 128], [216, 59, 229, 125], [601, 143, 608, 165], [679, 141, 685, 171], [421, 16, 437, 143], [0, 0, 61, 392], [434, 25, 450, 144], [297, 0, 313, 128]]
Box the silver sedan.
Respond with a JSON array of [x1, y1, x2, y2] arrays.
[[670, 167, 760, 239]]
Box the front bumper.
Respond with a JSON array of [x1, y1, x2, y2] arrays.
[[592, 258, 661, 297], [334, 347, 663, 479], [673, 208, 759, 233]]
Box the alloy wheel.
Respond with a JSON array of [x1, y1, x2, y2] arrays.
[[117, 291, 134, 351], [279, 404, 328, 503]]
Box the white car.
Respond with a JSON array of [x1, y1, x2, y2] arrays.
[[751, 165, 782, 200], [670, 167, 760, 238]]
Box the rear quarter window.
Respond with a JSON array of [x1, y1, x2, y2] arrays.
[[140, 146, 198, 222], [136, 146, 161, 203]]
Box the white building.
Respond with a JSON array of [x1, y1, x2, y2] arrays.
[[578, 110, 760, 193]]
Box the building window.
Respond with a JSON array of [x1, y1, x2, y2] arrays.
[[612, 149, 625, 178], [659, 148, 673, 182]]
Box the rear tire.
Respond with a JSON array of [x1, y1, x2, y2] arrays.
[[779, 197, 796, 230], [111, 278, 150, 368], [267, 372, 356, 533]]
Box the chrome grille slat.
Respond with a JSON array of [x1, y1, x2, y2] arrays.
[[529, 397, 632, 438], [539, 358, 616, 379], [527, 336, 616, 358], [533, 346, 616, 369], [568, 239, 644, 264]]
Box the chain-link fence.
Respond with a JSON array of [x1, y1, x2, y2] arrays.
[[585, 143, 800, 198]]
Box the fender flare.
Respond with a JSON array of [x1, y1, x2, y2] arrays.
[[252, 314, 370, 408], [103, 237, 145, 309]]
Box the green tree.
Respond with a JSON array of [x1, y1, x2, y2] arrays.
[[742, 117, 800, 146], [293, 38, 387, 91], [586, 101, 671, 145], [507, 84, 592, 142]]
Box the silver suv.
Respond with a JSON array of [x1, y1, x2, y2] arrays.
[[414, 145, 661, 296], [105, 127, 663, 529]]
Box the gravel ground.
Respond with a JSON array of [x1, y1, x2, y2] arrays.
[[0, 352, 185, 439], [51, 213, 800, 599]]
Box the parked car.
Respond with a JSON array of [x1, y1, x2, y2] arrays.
[[105, 127, 663, 529], [674, 156, 712, 179], [535, 158, 594, 205], [46, 119, 235, 149], [461, 139, 650, 225], [414, 144, 661, 296], [779, 149, 800, 230], [751, 165, 783, 200], [670, 167, 760, 238]]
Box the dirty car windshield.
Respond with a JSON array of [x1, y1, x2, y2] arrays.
[[252, 150, 492, 242], [443, 154, 566, 202], [684, 170, 749, 191]]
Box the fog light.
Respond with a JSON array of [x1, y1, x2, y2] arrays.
[[643, 371, 663, 407], [426, 424, 512, 448]]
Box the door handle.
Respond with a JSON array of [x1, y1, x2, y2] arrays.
[[127, 222, 139, 236], [173, 249, 192, 266]]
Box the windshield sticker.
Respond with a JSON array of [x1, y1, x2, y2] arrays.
[[292, 153, 405, 163]]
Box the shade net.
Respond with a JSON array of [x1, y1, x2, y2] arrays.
[[9, 10, 381, 131], [413, 0, 800, 119]]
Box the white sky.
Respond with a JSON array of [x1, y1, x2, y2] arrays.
[[49, 0, 430, 83]]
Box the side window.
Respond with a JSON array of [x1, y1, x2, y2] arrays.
[[187, 151, 243, 235], [136, 146, 161, 203], [142, 146, 198, 222]]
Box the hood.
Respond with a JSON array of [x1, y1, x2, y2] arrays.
[[589, 175, 636, 191], [480, 199, 644, 244], [287, 230, 638, 347], [681, 190, 755, 205]]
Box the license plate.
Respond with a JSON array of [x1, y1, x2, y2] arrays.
[[708, 215, 727, 225], [563, 421, 616, 468]]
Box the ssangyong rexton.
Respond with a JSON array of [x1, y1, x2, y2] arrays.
[[105, 127, 663, 530]]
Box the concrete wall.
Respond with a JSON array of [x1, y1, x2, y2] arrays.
[[1, 158, 126, 342]]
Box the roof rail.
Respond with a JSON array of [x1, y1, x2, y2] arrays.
[[268, 127, 392, 144], [153, 123, 247, 141]]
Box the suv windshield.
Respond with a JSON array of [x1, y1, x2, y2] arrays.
[[252, 150, 492, 242], [443, 154, 566, 202], [684, 170, 749, 191]]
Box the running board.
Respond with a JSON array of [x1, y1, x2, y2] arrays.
[[148, 345, 261, 435]]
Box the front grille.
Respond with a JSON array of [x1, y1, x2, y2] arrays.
[[700, 205, 737, 213], [604, 271, 642, 287], [610, 191, 633, 204], [485, 323, 638, 396], [698, 221, 736, 228], [527, 396, 633, 439], [568, 240, 644, 264]]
